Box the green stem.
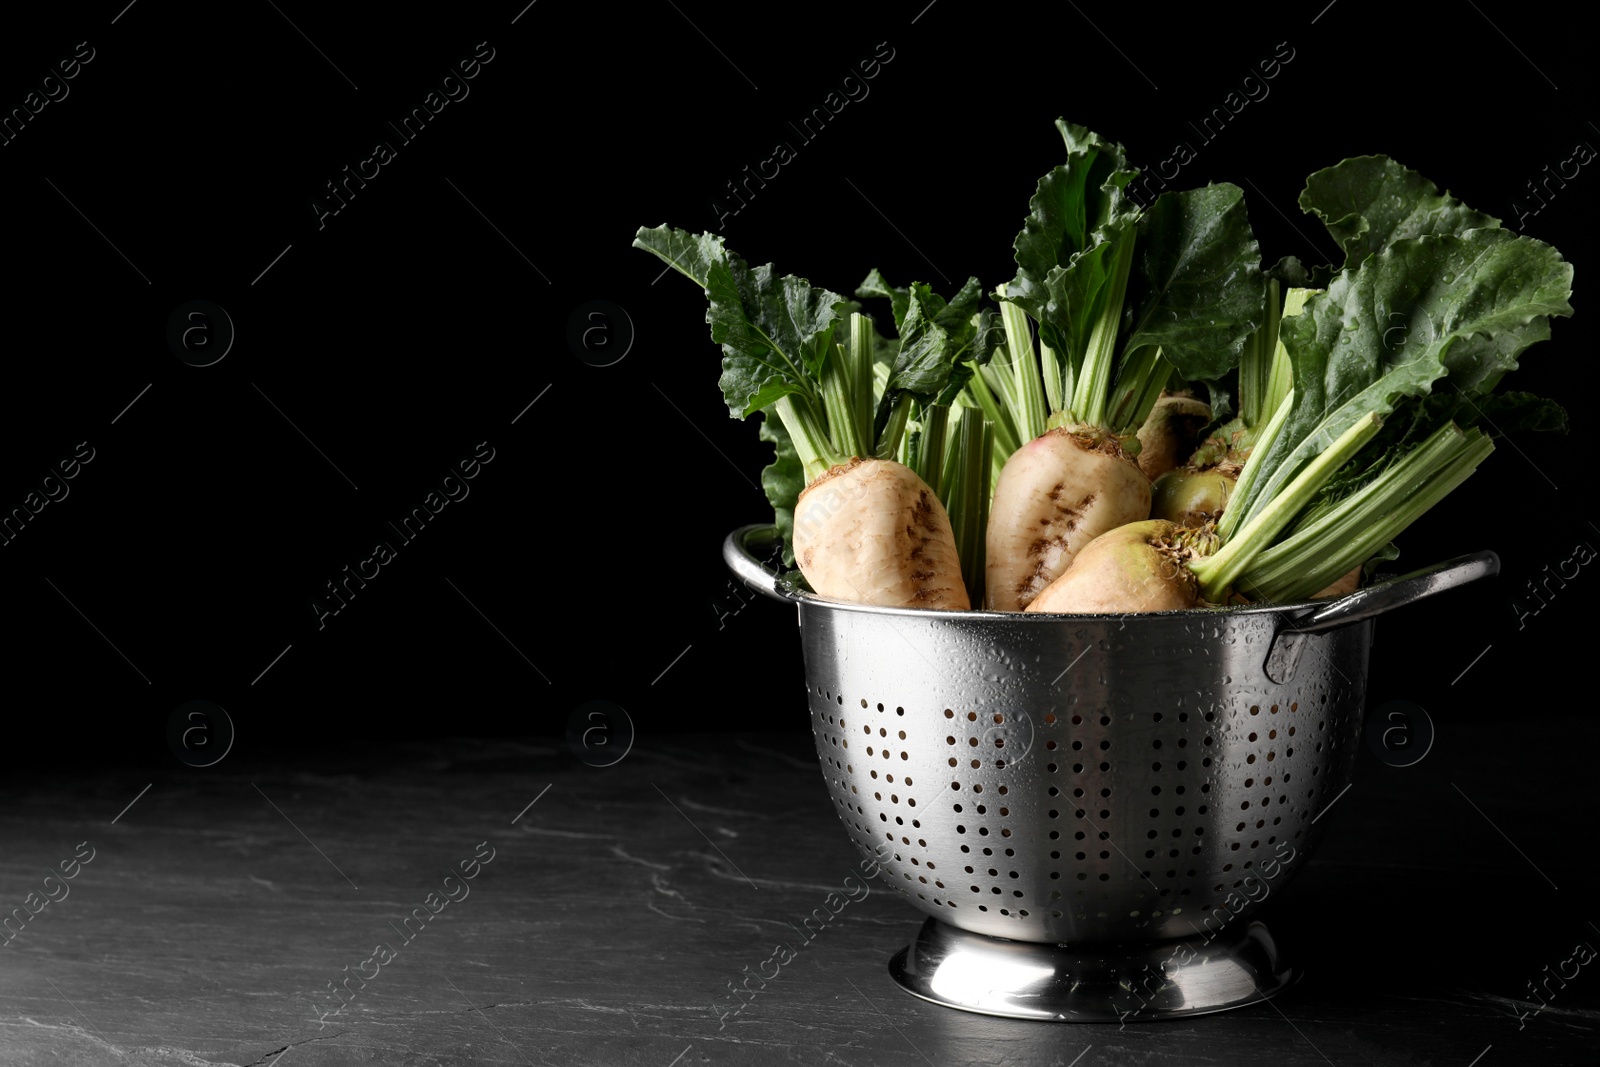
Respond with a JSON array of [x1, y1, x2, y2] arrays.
[[966, 363, 1021, 466], [1262, 288, 1311, 427], [1189, 411, 1384, 601], [1070, 235, 1137, 427], [939, 425, 961, 511], [916, 404, 950, 494], [1106, 346, 1172, 434], [773, 395, 846, 482], [978, 359, 1016, 416], [876, 393, 913, 460], [821, 342, 865, 459], [848, 313, 877, 453], [942, 408, 991, 605], [967, 419, 994, 606], [1215, 388, 1293, 542], [999, 296, 1048, 443], [1040, 338, 1065, 415], [1239, 278, 1281, 429], [1238, 425, 1493, 602]]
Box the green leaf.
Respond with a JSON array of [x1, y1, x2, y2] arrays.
[[933, 275, 986, 335], [857, 270, 995, 378], [1304, 386, 1568, 526], [967, 307, 1007, 365], [858, 271, 987, 354], [1119, 182, 1264, 382], [632, 225, 727, 288], [1390, 388, 1569, 438], [1229, 229, 1573, 529], [873, 276, 991, 436], [1265, 255, 1313, 289], [1300, 156, 1501, 268], [708, 252, 847, 418], [1364, 542, 1401, 580], [1431, 251, 1570, 395], [634, 224, 847, 423], [1004, 122, 1140, 368], [936, 308, 1006, 404], [856, 268, 912, 331], [758, 412, 803, 566], [883, 284, 953, 397], [1463, 390, 1569, 434]]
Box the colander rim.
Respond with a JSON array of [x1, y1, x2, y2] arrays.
[[728, 524, 1499, 633], [788, 584, 1339, 623]]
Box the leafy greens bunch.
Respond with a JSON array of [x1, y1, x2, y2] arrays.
[[636, 128, 1574, 617]]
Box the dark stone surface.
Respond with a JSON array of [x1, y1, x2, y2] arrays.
[[1, 719, 1596, 1066]]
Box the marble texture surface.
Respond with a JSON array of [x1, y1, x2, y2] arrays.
[[0, 720, 1594, 1066]]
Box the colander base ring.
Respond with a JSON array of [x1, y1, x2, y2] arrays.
[[888, 916, 1296, 1022]]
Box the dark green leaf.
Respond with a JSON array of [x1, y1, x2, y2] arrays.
[[1265, 256, 1313, 289], [1300, 156, 1501, 268], [1120, 183, 1264, 381], [635, 224, 846, 421], [1404, 388, 1569, 436], [935, 308, 1007, 406], [1231, 229, 1573, 527], [933, 276, 986, 335], [758, 412, 803, 566], [1466, 390, 1569, 434], [1362, 542, 1401, 581], [856, 268, 912, 331], [875, 277, 990, 436], [632, 225, 727, 288], [967, 307, 1007, 365], [709, 252, 846, 418], [1005, 121, 1139, 365]]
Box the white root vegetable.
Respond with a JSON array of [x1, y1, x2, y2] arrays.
[[1024, 519, 1206, 615], [985, 428, 1151, 611], [1136, 396, 1212, 480], [793, 457, 970, 610]]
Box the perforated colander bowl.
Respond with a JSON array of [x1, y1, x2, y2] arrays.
[[726, 525, 1497, 1019]]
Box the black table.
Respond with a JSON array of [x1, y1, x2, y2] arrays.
[[2, 719, 1594, 1066]]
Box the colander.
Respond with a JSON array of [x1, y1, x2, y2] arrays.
[[725, 524, 1498, 1021]]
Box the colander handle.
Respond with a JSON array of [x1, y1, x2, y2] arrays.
[[1262, 550, 1499, 683], [723, 524, 798, 604], [1282, 550, 1500, 636]]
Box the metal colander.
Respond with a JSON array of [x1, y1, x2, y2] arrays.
[[726, 525, 1497, 1019]]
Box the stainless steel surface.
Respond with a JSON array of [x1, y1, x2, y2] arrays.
[[1261, 550, 1498, 683], [723, 524, 794, 605], [1283, 551, 1499, 636], [724, 524, 1498, 970], [890, 916, 1295, 1022], [798, 581, 1367, 945]]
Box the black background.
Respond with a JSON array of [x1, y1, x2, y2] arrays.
[[0, 1, 1589, 766]]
